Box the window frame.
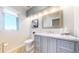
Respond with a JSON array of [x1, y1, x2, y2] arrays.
[[3, 12, 19, 31]]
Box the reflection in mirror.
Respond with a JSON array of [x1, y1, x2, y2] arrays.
[[42, 10, 63, 28], [32, 19, 39, 28]]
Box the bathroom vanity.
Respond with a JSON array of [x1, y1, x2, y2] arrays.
[[34, 33, 79, 53]]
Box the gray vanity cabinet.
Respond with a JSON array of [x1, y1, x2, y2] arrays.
[[40, 37, 56, 53], [34, 35, 41, 53], [35, 35, 48, 53], [34, 35, 56, 53], [75, 42, 79, 53], [56, 39, 75, 53], [47, 37, 56, 53], [40, 36, 48, 53], [34, 35, 76, 53]]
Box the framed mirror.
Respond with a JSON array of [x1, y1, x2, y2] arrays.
[[42, 10, 63, 28], [32, 19, 39, 28]]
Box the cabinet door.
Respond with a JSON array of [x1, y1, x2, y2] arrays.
[[34, 35, 48, 53], [57, 40, 75, 53], [40, 36, 48, 53], [75, 42, 79, 53], [47, 38, 56, 53], [35, 35, 56, 53], [34, 35, 41, 53]]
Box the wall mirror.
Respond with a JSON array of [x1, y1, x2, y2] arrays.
[[32, 19, 39, 28], [42, 10, 63, 28]]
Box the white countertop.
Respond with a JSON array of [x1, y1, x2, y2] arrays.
[[35, 33, 79, 42]]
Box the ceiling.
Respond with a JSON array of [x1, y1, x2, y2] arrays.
[[10, 6, 32, 12], [1, 6, 33, 15]]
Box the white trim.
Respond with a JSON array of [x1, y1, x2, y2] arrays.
[[2, 6, 19, 17], [3, 8, 18, 17]]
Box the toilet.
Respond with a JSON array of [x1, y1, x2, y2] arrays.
[[24, 39, 34, 53]]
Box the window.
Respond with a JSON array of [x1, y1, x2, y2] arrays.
[[4, 9, 19, 30]]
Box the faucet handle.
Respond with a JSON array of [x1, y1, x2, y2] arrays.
[[33, 32, 35, 34]]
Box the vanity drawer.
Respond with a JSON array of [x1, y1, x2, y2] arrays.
[[57, 39, 75, 53]]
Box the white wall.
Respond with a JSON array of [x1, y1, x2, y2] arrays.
[[63, 7, 74, 35], [0, 7, 4, 31], [0, 7, 30, 52], [63, 6, 79, 37], [74, 7, 79, 37], [27, 7, 65, 37], [27, 6, 78, 38], [30, 17, 63, 35]]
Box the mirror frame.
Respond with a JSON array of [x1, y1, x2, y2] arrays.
[[42, 10, 63, 29]]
